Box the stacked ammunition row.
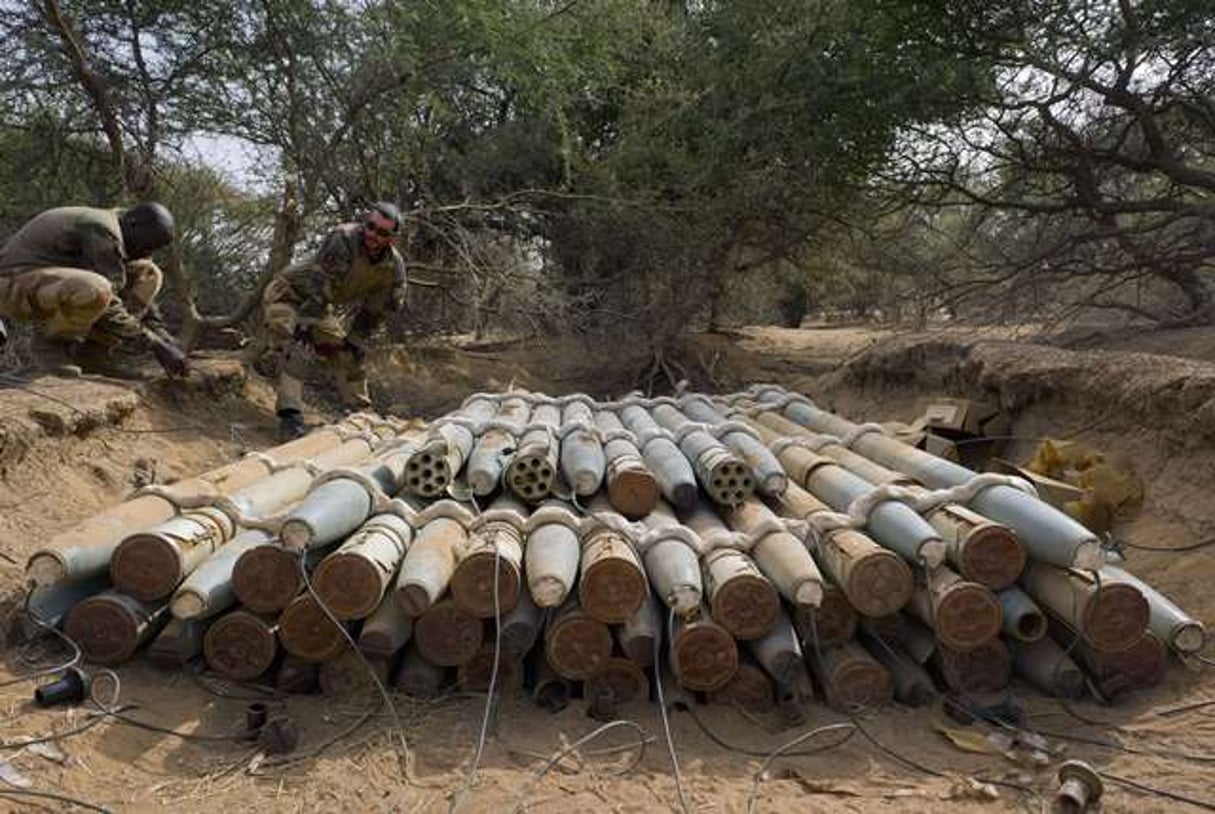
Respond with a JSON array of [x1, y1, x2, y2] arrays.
[[22, 387, 1205, 715]]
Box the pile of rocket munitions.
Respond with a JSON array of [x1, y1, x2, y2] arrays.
[[19, 385, 1206, 716]]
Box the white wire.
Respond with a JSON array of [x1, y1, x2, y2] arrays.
[[296, 554, 413, 778], [655, 606, 691, 814], [449, 495, 503, 813]]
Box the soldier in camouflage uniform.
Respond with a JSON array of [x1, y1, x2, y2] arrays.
[[0, 203, 188, 378], [257, 202, 407, 439]]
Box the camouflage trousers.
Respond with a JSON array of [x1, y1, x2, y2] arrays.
[[0, 260, 162, 341], [257, 275, 371, 414]]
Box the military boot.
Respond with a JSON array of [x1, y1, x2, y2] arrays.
[[74, 340, 154, 380], [29, 330, 82, 378]]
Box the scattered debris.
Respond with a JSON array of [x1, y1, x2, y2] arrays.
[[1054, 759, 1103, 812], [130, 457, 158, 488], [942, 776, 1000, 802], [0, 759, 31, 789], [764, 767, 861, 797], [26, 742, 67, 765]]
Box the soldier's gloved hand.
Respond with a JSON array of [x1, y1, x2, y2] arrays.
[[150, 334, 190, 378], [344, 336, 368, 363], [140, 304, 169, 334]]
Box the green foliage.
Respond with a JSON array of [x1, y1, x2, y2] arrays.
[[7, 0, 1202, 337], [0, 117, 119, 238]]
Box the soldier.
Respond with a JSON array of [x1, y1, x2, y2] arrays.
[[257, 202, 407, 439], [0, 203, 189, 378]]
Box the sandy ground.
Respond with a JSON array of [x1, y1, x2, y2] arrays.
[[1, 326, 1214, 813]]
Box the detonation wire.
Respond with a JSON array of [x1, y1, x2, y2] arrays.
[[0, 788, 114, 814], [510, 720, 650, 814], [186, 666, 280, 702], [0, 589, 82, 688], [804, 613, 946, 776], [296, 553, 416, 780], [87, 668, 249, 743], [260, 710, 375, 771], [677, 701, 855, 758], [743, 722, 858, 814], [1106, 534, 1215, 554], [5, 594, 248, 743], [449, 492, 503, 814], [1100, 770, 1215, 812], [866, 577, 1215, 808], [656, 606, 691, 814], [1156, 697, 1215, 718]]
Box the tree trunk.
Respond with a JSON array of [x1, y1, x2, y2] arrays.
[[176, 180, 302, 349], [1160, 265, 1215, 326], [39, 0, 128, 194]]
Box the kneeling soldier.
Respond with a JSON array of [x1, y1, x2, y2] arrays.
[[257, 201, 406, 439], [0, 203, 188, 379]]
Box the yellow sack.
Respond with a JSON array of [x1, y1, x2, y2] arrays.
[[1026, 439, 1143, 533]]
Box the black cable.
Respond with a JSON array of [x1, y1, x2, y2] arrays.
[[804, 613, 945, 779], [1031, 727, 1215, 764], [677, 701, 855, 758], [88, 670, 250, 743], [1156, 698, 1215, 718], [0, 711, 116, 750], [1057, 697, 1123, 728], [1101, 770, 1215, 812], [850, 713, 947, 777], [0, 788, 114, 813], [261, 710, 374, 770], [186, 666, 280, 702], [103, 708, 252, 742], [1108, 535, 1215, 554]]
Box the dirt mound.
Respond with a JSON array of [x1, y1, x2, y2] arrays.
[[831, 334, 1215, 444], [0, 358, 278, 594]]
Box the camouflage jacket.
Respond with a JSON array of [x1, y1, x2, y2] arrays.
[[279, 223, 407, 338], [0, 206, 153, 342], [0, 207, 128, 285]]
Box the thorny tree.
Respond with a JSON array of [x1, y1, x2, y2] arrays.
[[876, 0, 1215, 324]]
